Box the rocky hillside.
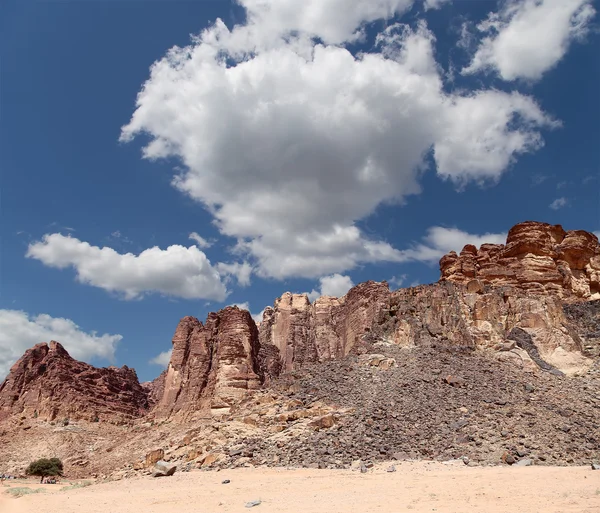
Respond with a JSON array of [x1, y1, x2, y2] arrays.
[[0, 341, 149, 423]]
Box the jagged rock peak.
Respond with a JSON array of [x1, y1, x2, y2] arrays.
[[440, 221, 600, 299], [258, 281, 390, 371], [153, 306, 263, 418], [0, 341, 148, 423]]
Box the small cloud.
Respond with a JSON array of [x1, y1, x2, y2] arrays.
[[307, 274, 355, 301], [531, 174, 548, 186], [582, 175, 597, 184], [189, 232, 213, 249], [48, 222, 75, 232], [111, 230, 133, 244], [423, 0, 451, 10], [149, 349, 172, 367], [27, 233, 228, 301], [230, 301, 250, 311], [556, 181, 568, 190], [593, 231, 600, 239], [252, 308, 266, 324], [229, 302, 265, 324], [549, 197, 568, 210], [389, 274, 408, 288]]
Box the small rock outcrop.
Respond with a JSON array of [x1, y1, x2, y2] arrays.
[[0, 341, 149, 423], [440, 221, 600, 299], [153, 307, 263, 418]]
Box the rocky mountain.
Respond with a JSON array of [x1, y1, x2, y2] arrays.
[[0, 341, 149, 423], [143, 221, 598, 419], [1, 220, 599, 477]]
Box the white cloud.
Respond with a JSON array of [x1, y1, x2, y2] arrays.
[[308, 273, 355, 301], [549, 197, 568, 210], [216, 261, 253, 286], [399, 226, 507, 263], [463, 0, 596, 81], [240, 0, 415, 45], [424, 0, 451, 10], [252, 308, 266, 324], [594, 231, 600, 239], [149, 349, 172, 367], [121, 4, 558, 280], [389, 274, 408, 288], [0, 310, 121, 380], [27, 233, 228, 301], [434, 91, 559, 184], [230, 301, 250, 311], [189, 232, 213, 249]]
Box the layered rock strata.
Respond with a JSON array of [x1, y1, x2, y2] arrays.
[[0, 341, 148, 423], [258, 281, 389, 371], [153, 307, 263, 418], [440, 221, 600, 299], [372, 282, 591, 375]]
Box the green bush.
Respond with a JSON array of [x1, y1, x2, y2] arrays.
[[25, 458, 64, 478]]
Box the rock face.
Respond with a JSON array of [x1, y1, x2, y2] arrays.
[[0, 341, 148, 423], [440, 221, 600, 299], [153, 307, 263, 418], [258, 281, 389, 371], [371, 282, 592, 375]]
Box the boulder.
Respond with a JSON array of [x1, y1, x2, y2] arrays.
[[153, 461, 177, 477]]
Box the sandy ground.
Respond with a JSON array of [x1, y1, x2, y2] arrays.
[[2, 462, 600, 513]]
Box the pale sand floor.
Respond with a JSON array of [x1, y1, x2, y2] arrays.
[[2, 462, 600, 513]]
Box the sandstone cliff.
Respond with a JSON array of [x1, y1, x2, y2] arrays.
[[258, 281, 389, 371], [153, 307, 263, 418], [0, 341, 148, 423], [440, 221, 600, 299], [373, 282, 592, 375]]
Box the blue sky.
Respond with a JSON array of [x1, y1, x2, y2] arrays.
[[1, 0, 599, 381]]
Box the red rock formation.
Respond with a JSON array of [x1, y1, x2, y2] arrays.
[[142, 370, 166, 409], [3, 222, 595, 425], [0, 341, 148, 423], [154, 307, 263, 418], [375, 282, 591, 375], [258, 281, 390, 371], [440, 221, 600, 299]]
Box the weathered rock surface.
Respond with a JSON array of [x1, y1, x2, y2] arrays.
[[142, 370, 166, 408], [0, 341, 148, 423], [371, 282, 592, 375], [440, 221, 600, 299], [153, 307, 263, 418], [258, 281, 389, 371]]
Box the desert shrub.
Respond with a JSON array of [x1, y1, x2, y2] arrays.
[[7, 487, 45, 497], [25, 458, 64, 478], [60, 480, 92, 491]]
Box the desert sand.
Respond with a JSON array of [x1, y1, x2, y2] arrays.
[[2, 462, 599, 513]]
